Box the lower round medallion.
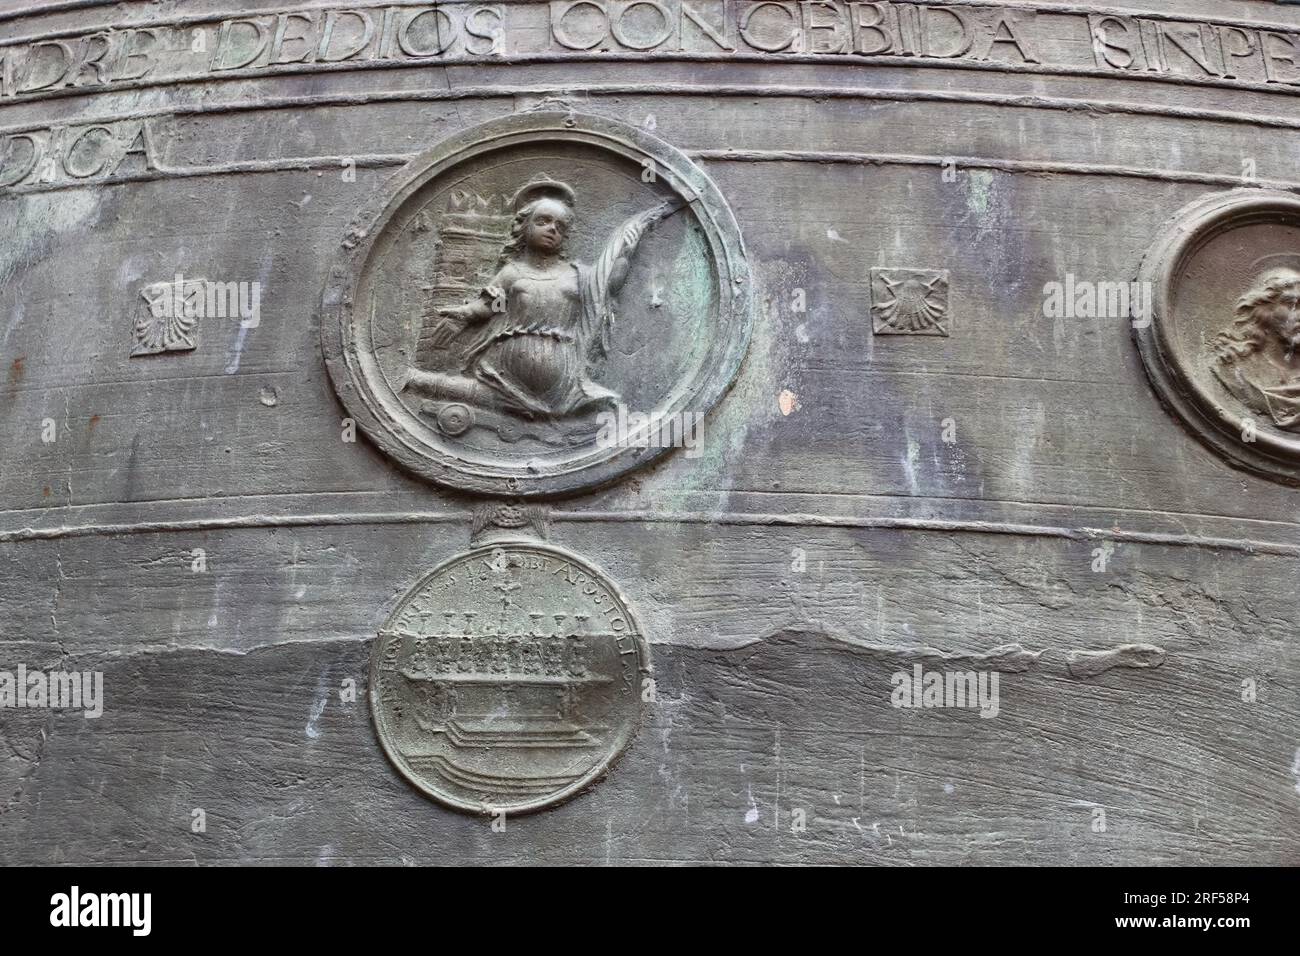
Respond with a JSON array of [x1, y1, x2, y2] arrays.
[[370, 541, 650, 814]]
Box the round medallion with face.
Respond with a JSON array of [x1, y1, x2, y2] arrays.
[[1209, 267, 1300, 429], [321, 112, 752, 497], [1136, 191, 1300, 484]]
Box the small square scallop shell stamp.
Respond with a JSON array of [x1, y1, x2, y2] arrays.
[[871, 268, 950, 336], [1135, 190, 1300, 484]]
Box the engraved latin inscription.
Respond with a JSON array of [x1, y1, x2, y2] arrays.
[[6, 2, 1300, 108]]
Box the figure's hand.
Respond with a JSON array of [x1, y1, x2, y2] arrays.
[[622, 221, 646, 246], [428, 307, 468, 348], [621, 199, 683, 245], [651, 198, 681, 220]]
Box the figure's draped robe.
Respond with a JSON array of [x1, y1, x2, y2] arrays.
[[453, 205, 665, 418]]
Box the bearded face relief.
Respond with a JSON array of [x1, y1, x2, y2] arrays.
[[1134, 191, 1300, 484], [321, 112, 753, 497], [1211, 268, 1300, 430]]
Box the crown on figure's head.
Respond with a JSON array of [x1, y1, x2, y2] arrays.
[[510, 176, 576, 213]]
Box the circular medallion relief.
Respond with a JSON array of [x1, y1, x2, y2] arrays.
[[1137, 190, 1300, 484], [322, 111, 752, 497], [369, 542, 650, 814]]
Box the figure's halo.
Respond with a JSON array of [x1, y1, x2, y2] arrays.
[[1250, 254, 1300, 274], [510, 176, 576, 212]]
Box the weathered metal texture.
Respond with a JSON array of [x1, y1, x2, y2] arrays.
[[1, 0, 1299, 865]]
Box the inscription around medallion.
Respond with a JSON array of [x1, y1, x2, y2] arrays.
[[369, 541, 650, 814]]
